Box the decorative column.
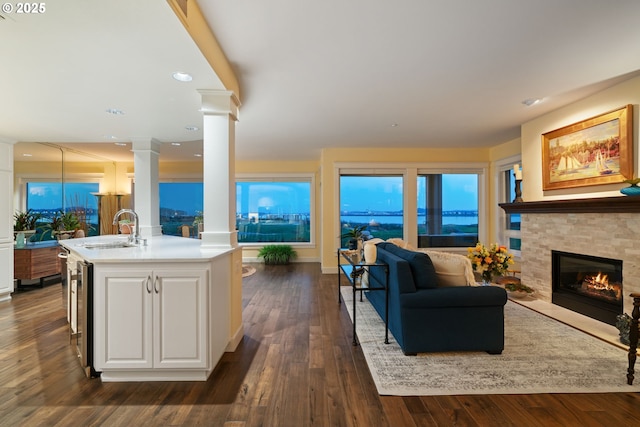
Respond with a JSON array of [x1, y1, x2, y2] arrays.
[[199, 90, 240, 248], [131, 137, 162, 237]]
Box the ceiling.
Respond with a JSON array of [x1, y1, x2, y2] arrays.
[[4, 0, 640, 164]]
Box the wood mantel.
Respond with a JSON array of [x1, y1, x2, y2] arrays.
[[499, 196, 640, 214]]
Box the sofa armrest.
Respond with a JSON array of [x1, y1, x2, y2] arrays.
[[400, 286, 507, 309]]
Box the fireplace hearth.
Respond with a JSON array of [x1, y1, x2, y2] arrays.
[[552, 250, 623, 325]]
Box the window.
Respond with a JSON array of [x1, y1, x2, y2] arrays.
[[339, 175, 403, 246], [417, 174, 478, 248], [26, 181, 100, 239], [503, 170, 522, 252], [159, 182, 203, 237], [236, 178, 312, 244]]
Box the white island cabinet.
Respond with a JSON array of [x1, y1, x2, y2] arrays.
[[59, 234, 232, 382], [94, 264, 210, 380]]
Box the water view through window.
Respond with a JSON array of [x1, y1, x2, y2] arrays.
[[159, 183, 204, 237], [340, 176, 404, 246], [339, 174, 479, 247], [159, 181, 312, 243], [236, 181, 311, 243], [417, 174, 478, 247], [26, 182, 99, 240]]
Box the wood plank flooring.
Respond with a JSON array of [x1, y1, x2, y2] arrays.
[[1, 262, 640, 426]]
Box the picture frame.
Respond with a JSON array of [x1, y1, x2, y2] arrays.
[[542, 104, 633, 191]]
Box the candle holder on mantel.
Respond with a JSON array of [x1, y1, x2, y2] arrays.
[[513, 178, 523, 203]]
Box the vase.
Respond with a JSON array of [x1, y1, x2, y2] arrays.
[[481, 271, 493, 286], [620, 183, 640, 196], [15, 231, 26, 248]]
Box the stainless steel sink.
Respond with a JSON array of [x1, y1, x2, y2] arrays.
[[80, 241, 135, 249]]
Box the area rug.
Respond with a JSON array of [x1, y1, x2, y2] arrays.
[[242, 265, 256, 278], [340, 287, 640, 396]]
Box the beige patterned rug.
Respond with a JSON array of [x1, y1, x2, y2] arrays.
[[340, 286, 640, 396], [242, 265, 256, 278]]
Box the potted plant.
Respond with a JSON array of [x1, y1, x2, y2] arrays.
[[193, 211, 204, 234], [257, 244, 297, 265], [341, 225, 368, 250], [14, 209, 41, 232], [503, 282, 535, 299], [46, 210, 81, 239], [119, 219, 135, 234], [14, 209, 42, 246]]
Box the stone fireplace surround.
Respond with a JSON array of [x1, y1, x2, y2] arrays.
[[501, 196, 640, 347]]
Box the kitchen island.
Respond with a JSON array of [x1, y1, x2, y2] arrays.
[[59, 234, 235, 382]]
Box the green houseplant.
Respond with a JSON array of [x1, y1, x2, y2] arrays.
[[257, 244, 297, 265], [14, 209, 42, 232], [46, 210, 81, 239], [341, 225, 368, 250]]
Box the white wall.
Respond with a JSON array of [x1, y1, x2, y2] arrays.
[[0, 140, 15, 301]]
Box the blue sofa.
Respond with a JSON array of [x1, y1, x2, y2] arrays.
[[366, 242, 508, 355]]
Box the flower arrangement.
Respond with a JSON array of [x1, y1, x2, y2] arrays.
[[467, 243, 513, 284]]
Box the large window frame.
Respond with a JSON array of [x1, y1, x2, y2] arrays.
[[236, 173, 316, 248], [339, 174, 405, 246], [335, 163, 487, 252], [494, 155, 522, 258], [17, 174, 103, 239], [417, 172, 479, 248], [158, 179, 204, 237]]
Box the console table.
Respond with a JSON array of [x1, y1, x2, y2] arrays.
[[337, 249, 389, 346], [14, 241, 62, 288]]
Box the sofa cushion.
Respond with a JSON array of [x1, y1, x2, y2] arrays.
[[419, 250, 475, 287], [382, 242, 437, 289]]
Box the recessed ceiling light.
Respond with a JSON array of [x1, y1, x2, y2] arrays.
[[22, 153, 32, 157], [114, 142, 127, 146], [522, 98, 543, 107], [185, 125, 199, 131], [194, 153, 202, 157], [171, 142, 181, 146], [106, 108, 125, 115], [172, 71, 193, 82]]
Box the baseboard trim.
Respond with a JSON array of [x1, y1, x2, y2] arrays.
[[225, 324, 244, 352]]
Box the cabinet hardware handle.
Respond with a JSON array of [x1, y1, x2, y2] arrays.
[[154, 276, 159, 294], [146, 276, 152, 294]]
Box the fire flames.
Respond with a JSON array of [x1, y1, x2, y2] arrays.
[[581, 272, 621, 301]]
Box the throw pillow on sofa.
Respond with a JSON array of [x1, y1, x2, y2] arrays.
[[381, 242, 438, 289], [419, 249, 476, 287]]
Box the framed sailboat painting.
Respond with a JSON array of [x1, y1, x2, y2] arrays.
[[542, 105, 633, 191]]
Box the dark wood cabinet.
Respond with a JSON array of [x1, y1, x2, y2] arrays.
[[14, 241, 62, 287]]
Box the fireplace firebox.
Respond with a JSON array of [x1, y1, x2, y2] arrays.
[[551, 250, 622, 326]]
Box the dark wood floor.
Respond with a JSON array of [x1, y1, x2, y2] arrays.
[[2, 263, 640, 426]]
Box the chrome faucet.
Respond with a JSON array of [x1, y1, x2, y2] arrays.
[[113, 209, 140, 245]]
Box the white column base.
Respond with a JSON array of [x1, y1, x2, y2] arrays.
[[200, 230, 238, 248], [139, 225, 163, 238]]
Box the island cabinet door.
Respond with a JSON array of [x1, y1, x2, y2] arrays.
[[94, 269, 154, 370], [153, 268, 209, 369]]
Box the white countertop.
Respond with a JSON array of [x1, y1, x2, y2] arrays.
[[59, 234, 233, 263]]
